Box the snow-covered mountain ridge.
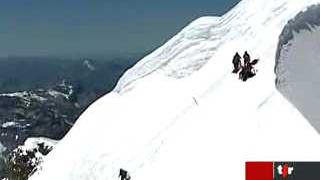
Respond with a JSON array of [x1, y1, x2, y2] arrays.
[[30, 0, 320, 180], [115, 0, 319, 94]]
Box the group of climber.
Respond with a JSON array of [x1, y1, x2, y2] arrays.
[[232, 51, 259, 81], [119, 169, 131, 180]]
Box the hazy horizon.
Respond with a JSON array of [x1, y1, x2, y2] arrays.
[[0, 0, 240, 57]]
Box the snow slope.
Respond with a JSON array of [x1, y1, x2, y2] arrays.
[[30, 0, 320, 180]]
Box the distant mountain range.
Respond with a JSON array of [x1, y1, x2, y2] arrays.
[[0, 54, 144, 178], [0, 55, 143, 106]]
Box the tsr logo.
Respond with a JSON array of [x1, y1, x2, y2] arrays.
[[277, 163, 294, 179]]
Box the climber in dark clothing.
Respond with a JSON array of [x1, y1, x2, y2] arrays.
[[243, 51, 251, 67], [232, 52, 242, 73], [239, 58, 259, 81], [119, 169, 131, 180], [239, 64, 255, 81]]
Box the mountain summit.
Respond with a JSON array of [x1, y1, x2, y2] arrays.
[[30, 0, 320, 179]]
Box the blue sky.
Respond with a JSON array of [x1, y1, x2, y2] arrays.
[[0, 0, 240, 57]]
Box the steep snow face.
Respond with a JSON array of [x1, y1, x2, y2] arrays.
[[30, 0, 320, 180], [114, 16, 221, 93], [276, 4, 320, 133], [115, 0, 320, 94]]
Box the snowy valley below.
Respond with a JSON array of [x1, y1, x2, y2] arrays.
[[28, 0, 320, 179]]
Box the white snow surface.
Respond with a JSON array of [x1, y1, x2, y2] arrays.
[[47, 90, 69, 99], [30, 0, 320, 180], [0, 91, 47, 101], [21, 137, 58, 152], [11, 137, 58, 172], [1, 122, 19, 128]]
